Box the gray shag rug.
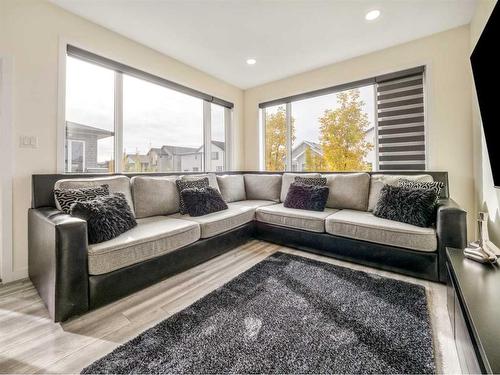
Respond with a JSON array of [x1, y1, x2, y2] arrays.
[[82, 252, 435, 374]]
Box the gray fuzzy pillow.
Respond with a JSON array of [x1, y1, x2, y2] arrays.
[[70, 193, 137, 244], [284, 182, 329, 212], [176, 177, 209, 215], [373, 185, 438, 228], [181, 186, 228, 217]]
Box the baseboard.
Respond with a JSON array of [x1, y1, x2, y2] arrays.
[[1, 267, 28, 284]]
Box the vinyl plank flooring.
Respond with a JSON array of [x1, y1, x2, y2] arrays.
[[0, 241, 460, 374]]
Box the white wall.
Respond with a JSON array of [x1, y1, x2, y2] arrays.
[[470, 0, 499, 245], [0, 0, 244, 281], [244, 26, 475, 237]]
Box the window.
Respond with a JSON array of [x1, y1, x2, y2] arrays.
[[260, 66, 425, 172], [209, 103, 226, 172], [291, 87, 375, 172], [123, 75, 203, 173], [264, 104, 288, 171], [64, 45, 233, 173], [65, 56, 115, 173]]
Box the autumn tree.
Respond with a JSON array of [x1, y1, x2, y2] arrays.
[[265, 106, 295, 171], [319, 89, 373, 171]]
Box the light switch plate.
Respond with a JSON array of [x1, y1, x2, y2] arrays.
[[19, 135, 38, 148]]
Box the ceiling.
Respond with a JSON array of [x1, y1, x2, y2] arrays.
[[50, 0, 477, 89]]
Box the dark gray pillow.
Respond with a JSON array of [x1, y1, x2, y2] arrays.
[[70, 193, 137, 244], [54, 184, 110, 214], [181, 186, 228, 217], [294, 176, 327, 186], [176, 177, 209, 215], [373, 185, 438, 228], [284, 182, 329, 212]]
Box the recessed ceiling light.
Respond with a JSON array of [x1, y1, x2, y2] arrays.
[[246, 58, 257, 65], [365, 9, 380, 21]]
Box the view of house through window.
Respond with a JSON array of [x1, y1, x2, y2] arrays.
[[65, 51, 231, 173], [65, 56, 115, 173], [264, 86, 376, 172]]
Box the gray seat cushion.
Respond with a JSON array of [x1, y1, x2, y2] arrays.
[[244, 174, 282, 202], [256, 203, 338, 233], [131, 176, 179, 218], [171, 202, 256, 238], [368, 174, 433, 211], [325, 209, 437, 252], [87, 216, 200, 275], [229, 200, 278, 210], [280, 173, 321, 202], [322, 173, 370, 211], [216, 175, 246, 202], [54, 175, 134, 216]]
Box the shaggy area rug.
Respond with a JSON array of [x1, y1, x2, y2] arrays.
[[82, 252, 435, 374]]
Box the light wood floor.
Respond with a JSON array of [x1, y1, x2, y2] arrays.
[[0, 240, 461, 374]]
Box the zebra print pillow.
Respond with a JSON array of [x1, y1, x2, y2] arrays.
[[176, 177, 209, 215], [294, 176, 327, 186], [54, 185, 110, 214], [398, 179, 444, 196]]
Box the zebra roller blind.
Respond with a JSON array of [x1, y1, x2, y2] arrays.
[[376, 68, 425, 170]]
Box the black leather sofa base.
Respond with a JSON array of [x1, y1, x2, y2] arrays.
[[254, 222, 439, 282], [89, 223, 255, 310]]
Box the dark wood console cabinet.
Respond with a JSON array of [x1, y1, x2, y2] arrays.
[[447, 247, 500, 374]]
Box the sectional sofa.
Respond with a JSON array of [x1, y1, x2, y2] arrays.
[[29, 171, 466, 322]]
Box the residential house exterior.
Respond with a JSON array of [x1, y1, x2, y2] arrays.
[[66, 121, 114, 173]]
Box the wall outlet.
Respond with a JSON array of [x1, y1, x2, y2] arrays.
[[19, 135, 38, 148]]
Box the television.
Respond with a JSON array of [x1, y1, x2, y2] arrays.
[[471, 2, 500, 187]]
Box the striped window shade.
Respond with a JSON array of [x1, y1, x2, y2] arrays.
[[376, 67, 425, 170]]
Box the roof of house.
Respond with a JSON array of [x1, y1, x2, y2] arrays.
[[66, 121, 114, 139], [125, 154, 149, 164], [160, 145, 199, 156], [292, 141, 323, 159]]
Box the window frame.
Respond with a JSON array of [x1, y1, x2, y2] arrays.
[[58, 42, 233, 174]]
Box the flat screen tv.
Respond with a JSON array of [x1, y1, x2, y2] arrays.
[[471, 2, 500, 188]]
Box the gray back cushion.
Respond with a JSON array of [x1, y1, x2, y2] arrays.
[[131, 176, 179, 218], [368, 174, 434, 211], [280, 173, 320, 202], [322, 173, 370, 211], [181, 173, 220, 192], [54, 175, 135, 216], [244, 174, 282, 202], [216, 175, 246, 202]]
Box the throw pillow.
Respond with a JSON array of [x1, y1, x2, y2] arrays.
[[294, 176, 327, 186], [70, 193, 137, 244], [181, 186, 228, 217], [176, 177, 209, 215], [373, 185, 438, 228], [398, 178, 445, 200], [283, 182, 329, 212], [54, 185, 110, 214]]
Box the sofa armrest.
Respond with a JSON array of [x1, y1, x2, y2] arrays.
[[28, 207, 89, 322], [436, 198, 467, 282]]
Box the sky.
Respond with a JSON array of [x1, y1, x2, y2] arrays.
[[66, 56, 374, 164]]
